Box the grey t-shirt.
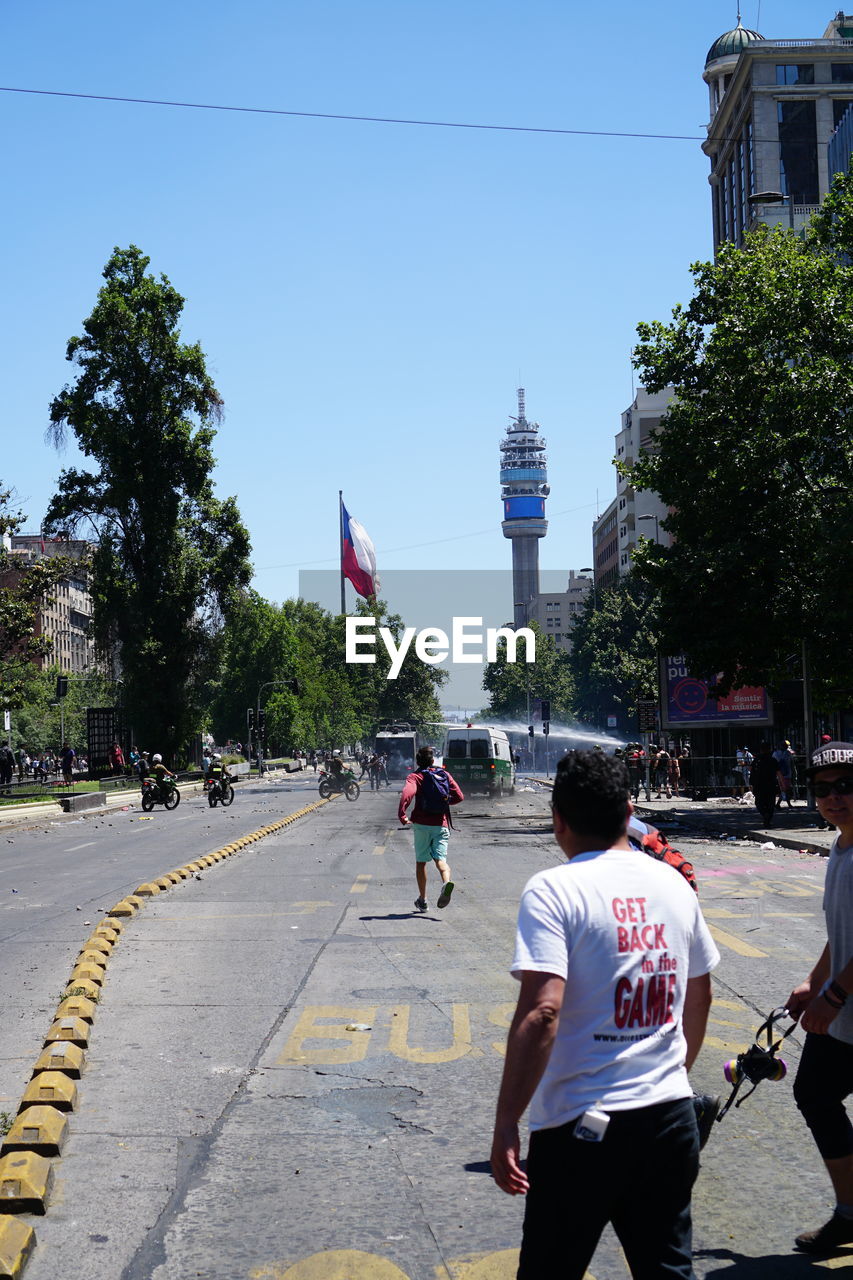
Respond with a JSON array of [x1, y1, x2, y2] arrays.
[[824, 836, 853, 1045]]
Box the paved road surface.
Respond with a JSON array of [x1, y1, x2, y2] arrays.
[[0, 777, 846, 1278]]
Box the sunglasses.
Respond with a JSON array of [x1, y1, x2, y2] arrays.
[[813, 777, 853, 798]]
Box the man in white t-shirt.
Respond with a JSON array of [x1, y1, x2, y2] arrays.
[[491, 750, 719, 1280]]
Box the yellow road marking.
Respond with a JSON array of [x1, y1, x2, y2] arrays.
[[706, 923, 768, 958], [249, 1251, 600, 1279], [350, 875, 372, 894], [373, 826, 394, 856]]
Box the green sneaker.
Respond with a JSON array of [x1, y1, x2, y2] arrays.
[[437, 880, 455, 909]]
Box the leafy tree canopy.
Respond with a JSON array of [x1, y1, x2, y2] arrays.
[[10, 665, 118, 755], [481, 622, 574, 723], [566, 577, 660, 729], [205, 592, 446, 754], [0, 486, 72, 708], [43, 246, 251, 758], [626, 171, 853, 707]]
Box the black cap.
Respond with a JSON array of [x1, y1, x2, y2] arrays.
[[806, 741, 853, 777]]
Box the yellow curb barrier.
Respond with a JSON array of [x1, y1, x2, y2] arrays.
[[107, 900, 139, 918], [68, 962, 104, 986], [0, 1216, 36, 1277], [0, 795, 331, 1272], [42, 1018, 89, 1049], [0, 1153, 53, 1214], [80, 937, 111, 957], [54, 996, 97, 1024], [1, 1109, 68, 1159], [31, 1044, 84, 1078], [92, 925, 121, 942], [60, 978, 100, 1001], [18, 1074, 77, 1113]]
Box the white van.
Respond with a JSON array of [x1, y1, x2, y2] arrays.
[[442, 725, 515, 797]]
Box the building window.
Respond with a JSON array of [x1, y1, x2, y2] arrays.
[[834, 99, 853, 127], [778, 100, 818, 203], [832, 64, 853, 84], [776, 64, 814, 85]]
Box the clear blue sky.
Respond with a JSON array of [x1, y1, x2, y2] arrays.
[[1, 0, 831, 607]]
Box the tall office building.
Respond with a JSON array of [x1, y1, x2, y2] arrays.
[[703, 12, 853, 249], [500, 389, 549, 629]]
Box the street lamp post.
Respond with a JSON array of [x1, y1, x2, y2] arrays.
[[747, 190, 794, 229], [637, 513, 660, 543], [255, 679, 297, 775]]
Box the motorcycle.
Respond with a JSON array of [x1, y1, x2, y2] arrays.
[[205, 775, 235, 808], [318, 768, 360, 801], [140, 775, 181, 812]]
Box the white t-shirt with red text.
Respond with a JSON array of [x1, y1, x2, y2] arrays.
[[512, 847, 720, 1131]]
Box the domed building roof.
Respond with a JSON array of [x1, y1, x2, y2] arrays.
[[705, 18, 764, 67]]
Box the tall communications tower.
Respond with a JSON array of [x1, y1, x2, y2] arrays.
[[500, 388, 549, 629]]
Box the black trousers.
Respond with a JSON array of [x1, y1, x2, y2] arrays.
[[793, 1031, 853, 1161], [518, 1098, 699, 1280]]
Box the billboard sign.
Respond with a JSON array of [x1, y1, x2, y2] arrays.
[[661, 655, 772, 728]]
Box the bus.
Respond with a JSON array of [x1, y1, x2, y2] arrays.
[[442, 724, 516, 797], [374, 723, 418, 780]]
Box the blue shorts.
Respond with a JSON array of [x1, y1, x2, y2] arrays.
[[413, 824, 450, 863]]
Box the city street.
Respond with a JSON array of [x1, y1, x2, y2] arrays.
[[0, 772, 847, 1278]]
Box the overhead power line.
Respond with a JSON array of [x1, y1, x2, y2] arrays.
[[0, 84, 705, 143]]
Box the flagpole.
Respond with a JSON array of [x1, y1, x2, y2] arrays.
[[339, 490, 346, 615]]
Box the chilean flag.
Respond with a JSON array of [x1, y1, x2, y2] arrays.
[[341, 503, 379, 599]]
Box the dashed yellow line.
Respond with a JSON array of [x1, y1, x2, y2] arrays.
[[350, 875, 372, 894]]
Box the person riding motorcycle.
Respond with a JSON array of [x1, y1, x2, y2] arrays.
[[327, 752, 348, 791], [149, 754, 176, 802], [205, 752, 232, 800]]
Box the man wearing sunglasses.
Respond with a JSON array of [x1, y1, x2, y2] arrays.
[[787, 741, 853, 1255]]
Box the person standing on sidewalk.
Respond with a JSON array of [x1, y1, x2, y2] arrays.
[[398, 746, 463, 912], [751, 742, 781, 828], [786, 741, 853, 1255], [491, 750, 719, 1280]]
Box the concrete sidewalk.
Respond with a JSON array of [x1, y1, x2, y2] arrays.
[[524, 774, 835, 856], [635, 794, 836, 856]]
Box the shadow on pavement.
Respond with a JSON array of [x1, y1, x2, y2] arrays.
[[694, 1246, 851, 1275]]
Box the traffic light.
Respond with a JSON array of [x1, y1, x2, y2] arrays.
[[540, 699, 551, 723], [258, 708, 266, 734], [543, 721, 550, 737], [288, 679, 301, 695], [55, 676, 68, 699], [528, 725, 534, 738], [247, 707, 254, 728]]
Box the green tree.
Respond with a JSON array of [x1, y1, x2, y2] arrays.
[[481, 622, 574, 722], [44, 246, 251, 760], [12, 665, 117, 755], [205, 593, 446, 755], [627, 173, 853, 707], [567, 578, 660, 731], [0, 486, 71, 709]]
